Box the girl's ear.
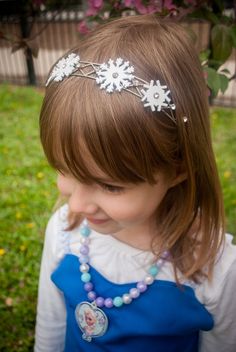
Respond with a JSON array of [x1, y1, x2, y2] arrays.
[[169, 171, 187, 188], [169, 163, 187, 188]]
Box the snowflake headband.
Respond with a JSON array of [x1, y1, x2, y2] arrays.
[[46, 53, 176, 117]]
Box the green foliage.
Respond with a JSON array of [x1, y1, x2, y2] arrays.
[[186, 2, 236, 97], [204, 66, 229, 97], [0, 84, 235, 350], [0, 84, 57, 351], [199, 22, 236, 97], [211, 24, 234, 63], [78, 0, 236, 98]]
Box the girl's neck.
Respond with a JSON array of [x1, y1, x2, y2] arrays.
[[110, 223, 156, 252]]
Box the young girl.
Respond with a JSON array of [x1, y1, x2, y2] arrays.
[[34, 15, 236, 352]]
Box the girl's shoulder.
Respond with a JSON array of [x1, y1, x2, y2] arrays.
[[196, 234, 236, 305], [197, 235, 236, 350], [214, 234, 236, 278]]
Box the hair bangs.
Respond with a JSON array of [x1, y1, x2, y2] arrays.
[[41, 75, 178, 185]]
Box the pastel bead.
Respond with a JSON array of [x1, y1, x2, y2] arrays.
[[122, 293, 132, 304], [80, 227, 91, 237], [156, 258, 164, 267], [149, 265, 159, 277], [129, 288, 140, 299], [80, 237, 90, 245], [84, 282, 93, 292], [162, 250, 169, 259], [104, 298, 113, 308], [81, 273, 91, 283], [80, 245, 89, 255], [113, 296, 123, 307], [137, 281, 147, 293], [96, 297, 105, 307], [79, 255, 89, 264], [80, 263, 89, 273], [87, 291, 97, 301], [144, 274, 154, 285]]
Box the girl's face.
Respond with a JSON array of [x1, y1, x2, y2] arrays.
[[57, 163, 178, 248]]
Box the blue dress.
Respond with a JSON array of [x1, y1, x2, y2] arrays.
[[51, 254, 213, 352]]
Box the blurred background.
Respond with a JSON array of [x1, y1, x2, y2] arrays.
[[0, 1, 236, 350]]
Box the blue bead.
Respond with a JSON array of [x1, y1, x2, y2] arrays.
[[149, 265, 159, 277], [81, 273, 91, 283], [80, 227, 91, 237], [79, 256, 89, 264], [113, 296, 123, 307]]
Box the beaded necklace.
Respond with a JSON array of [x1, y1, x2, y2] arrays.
[[75, 221, 169, 342]]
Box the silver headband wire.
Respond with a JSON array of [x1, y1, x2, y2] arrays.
[[46, 53, 177, 123]]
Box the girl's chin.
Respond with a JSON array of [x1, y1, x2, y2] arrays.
[[86, 219, 122, 235]]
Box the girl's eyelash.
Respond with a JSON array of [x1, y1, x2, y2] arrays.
[[99, 183, 124, 194]]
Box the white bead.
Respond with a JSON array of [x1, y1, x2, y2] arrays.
[[144, 275, 154, 285], [80, 237, 90, 245], [80, 263, 89, 273], [156, 258, 163, 266], [122, 294, 132, 304]]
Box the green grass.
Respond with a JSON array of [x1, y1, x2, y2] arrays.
[[0, 84, 57, 351], [0, 84, 235, 351], [211, 107, 236, 236]]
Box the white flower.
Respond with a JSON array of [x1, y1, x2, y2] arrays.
[[96, 58, 134, 93], [141, 80, 174, 112], [46, 53, 80, 86]]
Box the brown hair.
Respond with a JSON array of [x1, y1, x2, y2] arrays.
[[40, 15, 225, 282]]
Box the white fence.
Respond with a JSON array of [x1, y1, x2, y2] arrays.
[[0, 14, 235, 107]]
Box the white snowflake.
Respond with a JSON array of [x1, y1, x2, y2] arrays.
[[141, 80, 174, 112], [46, 53, 80, 86], [96, 58, 134, 93]]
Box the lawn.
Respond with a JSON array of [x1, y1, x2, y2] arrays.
[[0, 84, 235, 351]]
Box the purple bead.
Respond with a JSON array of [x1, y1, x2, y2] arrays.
[[161, 250, 169, 259], [84, 282, 93, 292], [80, 245, 89, 255], [129, 288, 140, 298], [104, 298, 113, 308], [96, 297, 105, 307], [137, 281, 147, 293], [87, 291, 96, 301]]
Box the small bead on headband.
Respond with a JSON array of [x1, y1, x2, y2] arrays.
[[46, 53, 176, 120]]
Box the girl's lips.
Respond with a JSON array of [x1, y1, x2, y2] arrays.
[[86, 217, 109, 225]]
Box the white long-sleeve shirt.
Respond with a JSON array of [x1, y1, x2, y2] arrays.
[[35, 205, 236, 351]]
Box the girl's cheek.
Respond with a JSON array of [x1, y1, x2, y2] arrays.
[[57, 174, 73, 196]]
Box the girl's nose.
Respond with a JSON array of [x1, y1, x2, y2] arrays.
[[68, 183, 99, 215]]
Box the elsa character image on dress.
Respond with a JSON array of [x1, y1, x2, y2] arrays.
[[34, 14, 236, 352]]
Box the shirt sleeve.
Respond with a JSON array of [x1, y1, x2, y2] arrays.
[[199, 235, 236, 352], [34, 207, 68, 352]]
